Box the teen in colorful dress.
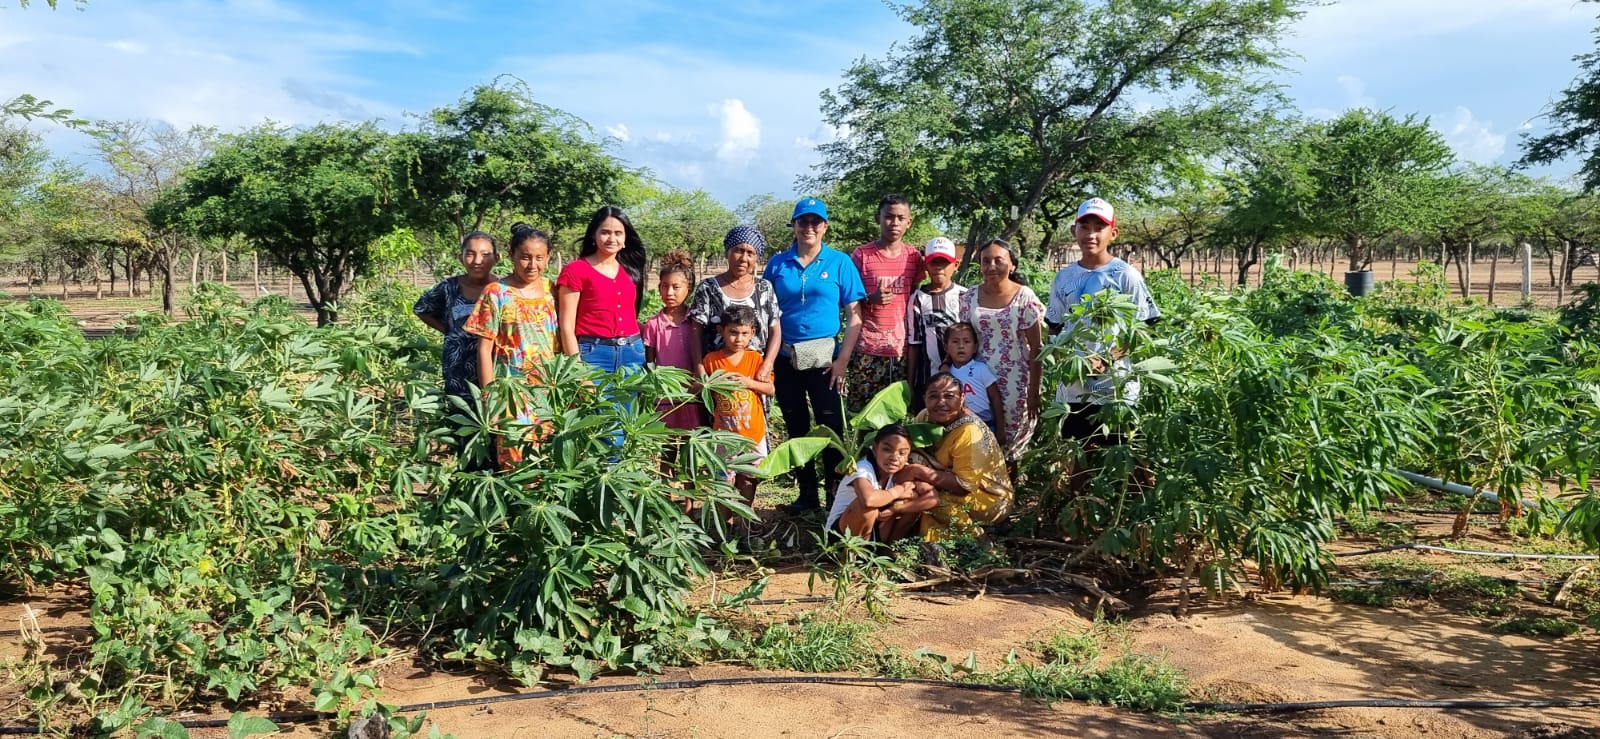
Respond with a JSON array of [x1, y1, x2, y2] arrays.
[[464, 224, 557, 469]]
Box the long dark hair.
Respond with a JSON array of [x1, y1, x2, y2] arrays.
[[980, 238, 1029, 286], [579, 205, 647, 311]]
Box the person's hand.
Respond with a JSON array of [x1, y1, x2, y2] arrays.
[[829, 358, 848, 392], [757, 363, 775, 382], [1027, 390, 1041, 418], [894, 464, 936, 484]]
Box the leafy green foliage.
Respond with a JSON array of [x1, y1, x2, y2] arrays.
[[391, 81, 626, 243], [1028, 262, 1600, 593], [1290, 109, 1456, 270], [759, 380, 937, 477], [0, 285, 749, 728], [154, 122, 401, 325], [814, 0, 1308, 251]]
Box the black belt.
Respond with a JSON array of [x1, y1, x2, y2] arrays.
[[577, 334, 640, 346]]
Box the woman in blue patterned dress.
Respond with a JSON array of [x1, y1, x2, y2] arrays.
[[414, 230, 500, 421]]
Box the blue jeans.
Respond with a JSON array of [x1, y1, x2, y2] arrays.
[[577, 335, 645, 450], [577, 335, 645, 375]]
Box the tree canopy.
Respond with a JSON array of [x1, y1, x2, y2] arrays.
[[155, 123, 400, 325], [812, 0, 1308, 259], [391, 82, 627, 244]]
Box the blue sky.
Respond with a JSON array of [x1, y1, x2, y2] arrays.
[[3, 0, 1596, 207]]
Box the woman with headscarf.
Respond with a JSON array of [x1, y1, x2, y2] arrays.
[[688, 225, 782, 380]]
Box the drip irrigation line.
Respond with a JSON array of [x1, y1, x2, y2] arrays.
[[0, 624, 90, 637], [4, 676, 1600, 734], [1336, 543, 1600, 561], [1190, 698, 1600, 713], [1328, 577, 1560, 588]]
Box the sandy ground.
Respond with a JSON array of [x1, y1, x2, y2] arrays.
[[7, 557, 1597, 739]]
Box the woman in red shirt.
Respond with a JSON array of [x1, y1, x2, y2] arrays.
[[557, 205, 648, 375]]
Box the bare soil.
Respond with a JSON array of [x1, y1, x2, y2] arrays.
[[5, 519, 1598, 739]]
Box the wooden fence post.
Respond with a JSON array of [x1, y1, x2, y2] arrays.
[[1487, 243, 1499, 305], [1521, 243, 1533, 303]]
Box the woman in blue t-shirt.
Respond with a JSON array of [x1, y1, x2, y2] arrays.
[[762, 198, 866, 515]]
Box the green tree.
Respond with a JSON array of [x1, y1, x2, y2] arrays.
[[93, 121, 217, 313], [1294, 109, 1455, 271], [735, 193, 796, 252], [392, 82, 626, 243], [622, 179, 736, 258], [156, 123, 400, 326], [1519, 3, 1600, 191], [812, 0, 1306, 260], [1210, 122, 1318, 284]]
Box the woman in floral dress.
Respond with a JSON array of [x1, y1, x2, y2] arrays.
[[465, 223, 558, 469], [958, 239, 1044, 461]]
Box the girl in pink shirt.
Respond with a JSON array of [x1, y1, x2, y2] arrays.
[[642, 250, 701, 430]]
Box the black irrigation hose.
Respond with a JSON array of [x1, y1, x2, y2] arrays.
[[6, 676, 1600, 734], [1337, 543, 1600, 560], [0, 624, 89, 637], [1328, 577, 1561, 588], [1189, 698, 1600, 713]]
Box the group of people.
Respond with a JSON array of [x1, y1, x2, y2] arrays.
[[415, 195, 1159, 544]]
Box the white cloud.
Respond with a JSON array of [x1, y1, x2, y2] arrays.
[[0, 1, 404, 134], [713, 98, 761, 166], [1292, 0, 1588, 58], [605, 123, 631, 142], [1437, 105, 1506, 162], [1336, 75, 1376, 110]]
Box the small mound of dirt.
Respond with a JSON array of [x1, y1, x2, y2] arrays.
[[1197, 678, 1291, 705], [1518, 725, 1600, 739]]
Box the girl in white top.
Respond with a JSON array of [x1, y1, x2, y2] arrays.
[[827, 425, 939, 542], [941, 322, 1006, 440]]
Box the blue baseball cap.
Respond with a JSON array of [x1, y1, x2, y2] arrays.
[[789, 197, 829, 225]]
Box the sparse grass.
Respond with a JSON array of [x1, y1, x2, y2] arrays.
[[1340, 511, 1415, 543], [748, 617, 878, 673], [1490, 617, 1581, 638], [993, 650, 1190, 713], [1330, 585, 1400, 607], [1030, 626, 1105, 665]]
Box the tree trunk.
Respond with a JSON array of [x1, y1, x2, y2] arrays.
[[1346, 235, 1364, 272], [1236, 243, 1260, 287], [1451, 243, 1469, 298], [219, 251, 228, 286], [93, 257, 104, 300], [1487, 244, 1500, 306], [190, 250, 200, 286], [1557, 241, 1569, 306], [125, 250, 136, 297], [160, 247, 177, 316]]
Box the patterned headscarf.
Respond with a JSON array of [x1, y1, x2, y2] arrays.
[[723, 225, 768, 254]]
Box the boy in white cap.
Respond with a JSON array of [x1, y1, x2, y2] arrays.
[[905, 235, 967, 409], [1044, 198, 1160, 449]]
